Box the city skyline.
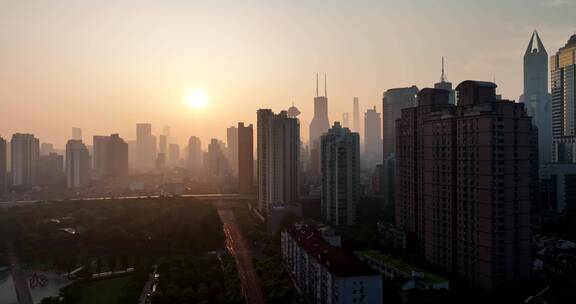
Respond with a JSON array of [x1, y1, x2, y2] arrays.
[[1, 1, 575, 147]]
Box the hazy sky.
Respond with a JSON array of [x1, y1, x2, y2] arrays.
[[0, 0, 574, 149]]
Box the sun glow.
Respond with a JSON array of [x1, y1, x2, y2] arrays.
[[185, 89, 208, 110]]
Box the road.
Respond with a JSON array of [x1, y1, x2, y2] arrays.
[[0, 193, 256, 208], [6, 242, 33, 304], [216, 202, 265, 304]]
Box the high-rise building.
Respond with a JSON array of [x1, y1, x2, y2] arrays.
[[108, 134, 129, 178], [364, 106, 382, 168], [156, 153, 166, 171], [309, 74, 330, 183], [396, 83, 536, 290], [227, 126, 239, 175], [238, 122, 254, 194], [38, 153, 64, 185], [342, 113, 350, 128], [320, 122, 360, 226], [382, 86, 418, 159], [5, 141, 10, 174], [206, 139, 229, 183], [551, 34, 576, 163], [287, 104, 301, 119], [519, 31, 552, 164], [168, 143, 180, 167], [40, 143, 55, 155], [0, 137, 7, 195], [11, 133, 40, 188], [353, 97, 360, 133], [159, 134, 168, 156], [187, 136, 202, 174], [162, 126, 171, 137], [72, 127, 82, 141], [433, 57, 456, 105], [127, 140, 136, 168], [136, 123, 157, 171], [93, 135, 110, 178], [66, 140, 90, 188], [382, 154, 396, 206], [257, 109, 300, 215]]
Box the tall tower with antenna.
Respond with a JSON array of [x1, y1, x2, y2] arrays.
[[434, 57, 455, 104], [309, 73, 330, 183]]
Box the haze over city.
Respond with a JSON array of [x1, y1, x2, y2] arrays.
[[2, 1, 576, 304], [1, 0, 574, 147]]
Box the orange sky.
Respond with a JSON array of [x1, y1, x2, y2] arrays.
[[0, 0, 574, 149]]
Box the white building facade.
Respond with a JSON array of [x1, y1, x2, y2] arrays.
[[281, 224, 382, 304]]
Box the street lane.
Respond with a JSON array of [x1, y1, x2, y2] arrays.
[[216, 202, 265, 304], [6, 242, 33, 304]]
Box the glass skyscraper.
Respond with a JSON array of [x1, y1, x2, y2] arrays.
[[551, 34, 576, 163]]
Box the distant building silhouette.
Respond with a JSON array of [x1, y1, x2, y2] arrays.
[[71, 127, 82, 141], [433, 57, 456, 104], [551, 34, 576, 163], [40, 143, 55, 155], [364, 106, 382, 168], [66, 140, 90, 188], [227, 126, 238, 175], [38, 152, 64, 185], [540, 163, 576, 214], [0, 137, 6, 195], [520, 31, 552, 164], [136, 123, 157, 171], [382, 86, 418, 159], [11, 133, 40, 188], [238, 122, 254, 194], [168, 143, 180, 167], [93, 134, 128, 179], [309, 74, 330, 183], [396, 83, 537, 290], [187, 136, 202, 174], [108, 134, 129, 178], [353, 97, 360, 132], [287, 103, 301, 118], [127, 140, 137, 169], [156, 153, 166, 171], [382, 154, 395, 206], [321, 122, 360, 226], [206, 138, 230, 184], [257, 109, 299, 216], [93, 136, 110, 179], [342, 112, 350, 128], [159, 134, 168, 156]]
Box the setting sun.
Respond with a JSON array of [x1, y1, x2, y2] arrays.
[[185, 89, 208, 110]]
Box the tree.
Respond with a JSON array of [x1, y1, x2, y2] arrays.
[[40, 297, 61, 304]]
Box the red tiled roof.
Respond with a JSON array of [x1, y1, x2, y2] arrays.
[[286, 225, 379, 277]]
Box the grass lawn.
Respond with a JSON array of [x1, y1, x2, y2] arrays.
[[76, 276, 133, 304]]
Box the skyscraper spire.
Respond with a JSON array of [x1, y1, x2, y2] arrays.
[[440, 56, 448, 82], [525, 30, 547, 56], [324, 73, 327, 97], [316, 73, 319, 97]]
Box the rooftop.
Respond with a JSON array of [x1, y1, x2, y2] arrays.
[[561, 34, 576, 50], [286, 224, 379, 278], [358, 250, 447, 284]]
